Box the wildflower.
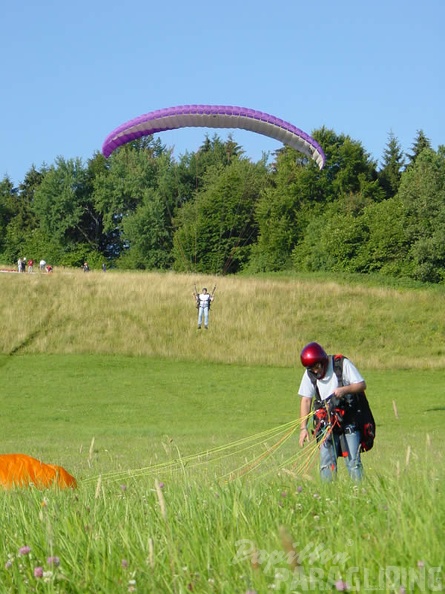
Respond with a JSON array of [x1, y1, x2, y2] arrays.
[[335, 579, 349, 591], [120, 484, 128, 491], [417, 560, 425, 568], [122, 559, 129, 568], [281, 491, 288, 498], [158, 482, 165, 489], [19, 546, 31, 556], [34, 567, 44, 578], [47, 556, 60, 566], [5, 560, 13, 569], [296, 486, 303, 493]]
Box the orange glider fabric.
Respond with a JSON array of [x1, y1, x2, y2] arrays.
[[0, 454, 77, 489]]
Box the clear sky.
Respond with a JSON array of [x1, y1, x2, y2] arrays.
[[2, 0, 444, 186]]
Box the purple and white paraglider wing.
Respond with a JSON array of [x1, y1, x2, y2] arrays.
[[102, 105, 325, 169]]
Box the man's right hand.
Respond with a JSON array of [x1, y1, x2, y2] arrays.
[[299, 428, 309, 447]]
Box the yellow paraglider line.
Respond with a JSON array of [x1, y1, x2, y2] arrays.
[[220, 422, 298, 482], [224, 415, 324, 483], [82, 413, 317, 486]]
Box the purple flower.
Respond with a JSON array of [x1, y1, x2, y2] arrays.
[[5, 560, 12, 569], [19, 546, 31, 556], [158, 482, 165, 489], [296, 486, 303, 493], [121, 559, 129, 568], [34, 566, 44, 578], [47, 556, 60, 566], [335, 579, 349, 591]]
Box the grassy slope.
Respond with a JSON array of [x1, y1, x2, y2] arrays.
[[1, 268, 445, 369], [0, 269, 443, 476]]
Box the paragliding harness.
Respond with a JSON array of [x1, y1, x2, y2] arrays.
[[194, 285, 216, 310], [308, 355, 375, 454]]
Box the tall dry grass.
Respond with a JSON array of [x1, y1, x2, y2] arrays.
[[1, 268, 444, 369]]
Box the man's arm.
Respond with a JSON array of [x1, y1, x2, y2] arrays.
[[333, 381, 366, 399], [299, 396, 312, 447]]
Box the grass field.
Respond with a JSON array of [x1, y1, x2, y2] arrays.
[[0, 269, 444, 593]]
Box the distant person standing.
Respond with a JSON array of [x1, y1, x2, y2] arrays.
[[83, 262, 90, 272], [17, 258, 22, 273], [27, 259, 34, 273], [194, 287, 214, 330], [39, 259, 46, 272], [102, 262, 107, 272]]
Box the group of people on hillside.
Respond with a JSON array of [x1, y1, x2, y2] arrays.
[[17, 257, 52, 273], [15, 258, 108, 274]]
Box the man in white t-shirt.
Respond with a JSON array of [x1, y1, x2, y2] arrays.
[[298, 342, 366, 481], [195, 288, 214, 330]]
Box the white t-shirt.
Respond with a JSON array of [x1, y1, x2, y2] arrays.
[[198, 293, 212, 308], [298, 356, 364, 401]]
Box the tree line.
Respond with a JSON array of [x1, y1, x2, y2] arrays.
[[1, 127, 444, 283]]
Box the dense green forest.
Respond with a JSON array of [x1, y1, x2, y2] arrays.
[[1, 127, 444, 282]]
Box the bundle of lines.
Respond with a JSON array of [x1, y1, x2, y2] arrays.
[[83, 413, 320, 486]]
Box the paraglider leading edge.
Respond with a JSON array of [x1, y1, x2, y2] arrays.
[[102, 104, 326, 169]]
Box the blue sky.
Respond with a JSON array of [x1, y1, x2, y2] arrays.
[[2, 0, 444, 186]]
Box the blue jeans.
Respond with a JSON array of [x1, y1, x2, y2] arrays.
[[198, 306, 209, 327], [319, 425, 363, 482]]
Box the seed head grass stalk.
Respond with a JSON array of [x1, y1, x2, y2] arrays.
[[0, 461, 442, 592]]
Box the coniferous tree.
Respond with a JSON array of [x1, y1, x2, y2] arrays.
[[406, 129, 432, 169], [378, 131, 405, 198]]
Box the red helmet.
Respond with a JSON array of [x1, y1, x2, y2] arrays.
[[300, 342, 329, 379]]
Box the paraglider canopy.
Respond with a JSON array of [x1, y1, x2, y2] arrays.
[[102, 105, 326, 169], [0, 454, 76, 489]]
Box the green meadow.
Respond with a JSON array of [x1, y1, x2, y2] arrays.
[[0, 269, 443, 593]]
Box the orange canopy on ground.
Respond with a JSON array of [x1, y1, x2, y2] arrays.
[[0, 454, 77, 489]]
